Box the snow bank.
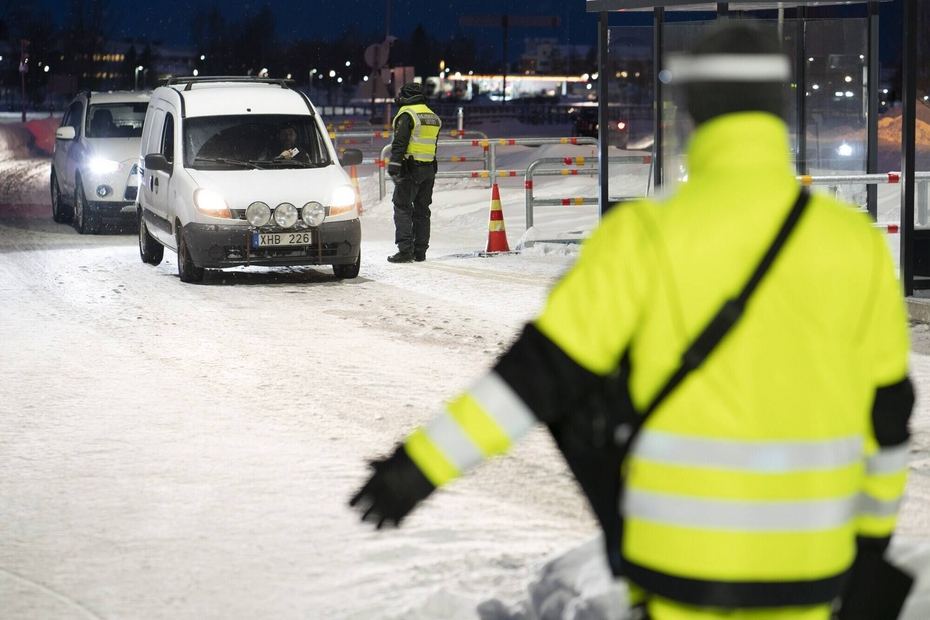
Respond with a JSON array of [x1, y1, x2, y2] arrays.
[[470, 535, 930, 620]]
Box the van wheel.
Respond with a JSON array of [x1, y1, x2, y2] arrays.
[[138, 210, 164, 265], [177, 227, 204, 283], [333, 252, 361, 279], [73, 178, 98, 234], [51, 173, 73, 223]]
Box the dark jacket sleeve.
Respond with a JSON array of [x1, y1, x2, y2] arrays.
[[389, 114, 414, 175]]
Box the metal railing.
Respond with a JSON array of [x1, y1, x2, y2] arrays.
[[797, 172, 930, 231], [377, 136, 599, 199], [524, 155, 653, 231]]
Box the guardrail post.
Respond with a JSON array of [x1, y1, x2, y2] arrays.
[[489, 143, 496, 189], [379, 143, 390, 201], [919, 180, 928, 227], [525, 159, 538, 231]]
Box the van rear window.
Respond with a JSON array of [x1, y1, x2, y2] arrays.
[[183, 115, 330, 169]]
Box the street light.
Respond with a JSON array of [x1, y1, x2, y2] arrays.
[[134, 65, 144, 90]]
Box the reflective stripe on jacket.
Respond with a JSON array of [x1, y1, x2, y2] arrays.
[[392, 104, 441, 162], [401, 112, 912, 609]]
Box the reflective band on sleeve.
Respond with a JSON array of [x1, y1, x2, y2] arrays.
[[666, 54, 791, 84], [633, 430, 863, 473], [866, 444, 910, 475], [622, 489, 857, 531], [447, 394, 512, 457], [405, 428, 462, 487], [422, 411, 486, 471], [856, 494, 901, 519], [467, 371, 537, 441]]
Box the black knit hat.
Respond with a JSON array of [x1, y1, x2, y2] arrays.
[[398, 82, 423, 99], [671, 23, 789, 126]]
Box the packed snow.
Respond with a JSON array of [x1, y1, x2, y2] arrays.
[[1, 116, 928, 620]]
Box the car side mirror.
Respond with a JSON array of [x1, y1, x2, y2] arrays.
[[144, 153, 172, 173], [340, 149, 363, 167], [55, 126, 76, 140]]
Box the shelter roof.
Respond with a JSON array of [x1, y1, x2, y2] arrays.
[[586, 1, 890, 12]]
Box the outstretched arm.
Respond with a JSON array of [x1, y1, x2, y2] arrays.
[[350, 206, 653, 527]]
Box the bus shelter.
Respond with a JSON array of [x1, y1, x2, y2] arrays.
[[585, 1, 927, 295]]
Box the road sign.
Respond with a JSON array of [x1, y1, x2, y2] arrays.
[[364, 44, 389, 69]]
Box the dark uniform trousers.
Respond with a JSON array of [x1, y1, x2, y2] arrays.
[[392, 161, 436, 254]]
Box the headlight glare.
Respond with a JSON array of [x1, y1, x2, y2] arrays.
[[193, 188, 231, 218], [88, 158, 122, 174], [246, 201, 271, 226], [302, 201, 325, 226], [273, 202, 298, 228], [330, 185, 356, 208]]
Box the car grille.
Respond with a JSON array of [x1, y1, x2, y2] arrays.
[[220, 241, 342, 261]]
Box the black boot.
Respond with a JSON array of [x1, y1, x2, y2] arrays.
[[387, 251, 414, 263], [414, 250, 426, 262]]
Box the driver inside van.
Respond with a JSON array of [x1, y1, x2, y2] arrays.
[[260, 122, 310, 162]]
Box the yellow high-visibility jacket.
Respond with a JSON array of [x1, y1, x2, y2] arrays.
[[392, 103, 441, 163], [402, 112, 913, 609]]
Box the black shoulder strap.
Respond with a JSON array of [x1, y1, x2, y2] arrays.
[[641, 189, 811, 417]]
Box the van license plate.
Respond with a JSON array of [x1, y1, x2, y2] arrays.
[[253, 232, 313, 247]]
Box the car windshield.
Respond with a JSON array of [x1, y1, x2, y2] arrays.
[[183, 115, 330, 170], [86, 102, 148, 138]]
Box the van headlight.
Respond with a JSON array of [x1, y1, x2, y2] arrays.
[[301, 202, 325, 226], [328, 185, 357, 217], [246, 201, 271, 226], [194, 188, 231, 218], [273, 203, 298, 228], [88, 158, 122, 174]]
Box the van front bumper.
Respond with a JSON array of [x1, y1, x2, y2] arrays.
[[182, 219, 361, 269]]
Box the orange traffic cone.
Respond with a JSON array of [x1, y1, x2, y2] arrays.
[[485, 183, 510, 253], [350, 165, 363, 215]]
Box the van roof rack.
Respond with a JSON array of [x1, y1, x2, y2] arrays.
[[163, 76, 295, 91]]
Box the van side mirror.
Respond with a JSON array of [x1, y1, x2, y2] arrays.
[[144, 153, 172, 173], [55, 126, 76, 140], [340, 149, 363, 167]]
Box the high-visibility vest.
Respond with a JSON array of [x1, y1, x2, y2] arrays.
[[393, 104, 441, 162], [401, 112, 912, 609]]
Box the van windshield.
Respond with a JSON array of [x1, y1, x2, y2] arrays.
[[183, 115, 331, 170]]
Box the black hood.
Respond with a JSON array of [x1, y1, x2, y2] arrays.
[[395, 93, 428, 107], [395, 82, 427, 107]]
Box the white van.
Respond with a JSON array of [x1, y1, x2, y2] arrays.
[[136, 76, 363, 283]]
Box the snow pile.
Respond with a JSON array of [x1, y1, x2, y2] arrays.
[[469, 535, 930, 620]]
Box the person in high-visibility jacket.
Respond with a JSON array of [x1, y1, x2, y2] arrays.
[[386, 81, 441, 263], [351, 24, 914, 620]]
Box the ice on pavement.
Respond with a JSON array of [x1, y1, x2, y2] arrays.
[[0, 117, 928, 620]]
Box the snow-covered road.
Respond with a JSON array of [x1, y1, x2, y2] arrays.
[[1, 123, 928, 619]]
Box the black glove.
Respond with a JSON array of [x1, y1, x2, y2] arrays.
[[387, 161, 403, 179], [349, 445, 436, 528], [835, 538, 914, 620]]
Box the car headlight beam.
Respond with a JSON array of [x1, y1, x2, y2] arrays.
[[328, 185, 357, 217], [193, 188, 231, 218], [88, 158, 122, 175]]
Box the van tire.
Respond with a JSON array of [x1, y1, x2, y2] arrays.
[[138, 210, 164, 265], [333, 252, 361, 279], [177, 226, 204, 283]]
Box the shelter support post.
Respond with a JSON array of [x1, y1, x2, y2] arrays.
[[598, 11, 611, 215]]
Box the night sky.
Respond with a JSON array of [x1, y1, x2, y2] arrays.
[[32, 0, 905, 64]]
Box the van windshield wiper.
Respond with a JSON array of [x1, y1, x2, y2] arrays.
[[194, 156, 263, 169], [263, 158, 326, 168]]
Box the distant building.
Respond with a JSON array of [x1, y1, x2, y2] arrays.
[[518, 38, 593, 76]]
